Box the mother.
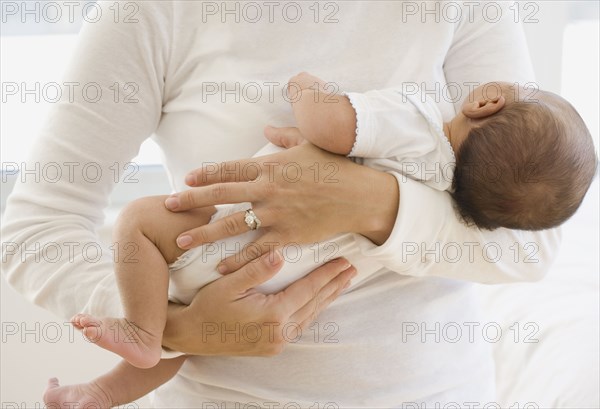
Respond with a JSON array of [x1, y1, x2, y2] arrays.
[[2, 1, 560, 406]]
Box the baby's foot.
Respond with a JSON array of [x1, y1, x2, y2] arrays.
[[71, 313, 162, 369], [43, 377, 113, 409]]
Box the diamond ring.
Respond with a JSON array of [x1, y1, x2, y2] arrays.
[[244, 209, 262, 231]]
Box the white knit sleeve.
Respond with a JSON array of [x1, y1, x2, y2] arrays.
[[1, 1, 172, 318]]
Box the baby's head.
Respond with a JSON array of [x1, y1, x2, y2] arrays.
[[448, 82, 598, 230]]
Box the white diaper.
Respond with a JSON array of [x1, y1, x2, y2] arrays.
[[166, 202, 384, 305]]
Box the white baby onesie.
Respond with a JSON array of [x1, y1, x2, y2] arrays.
[[345, 89, 455, 191], [166, 90, 456, 304]]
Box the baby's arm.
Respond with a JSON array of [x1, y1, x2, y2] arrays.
[[287, 73, 439, 162], [288, 72, 357, 155], [285, 75, 452, 191], [44, 356, 186, 408]]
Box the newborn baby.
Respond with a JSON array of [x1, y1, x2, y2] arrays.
[[44, 73, 597, 408], [291, 73, 597, 230]]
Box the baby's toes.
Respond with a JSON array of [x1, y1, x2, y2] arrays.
[[70, 313, 92, 329], [43, 377, 62, 404], [47, 377, 60, 388], [82, 325, 103, 343]]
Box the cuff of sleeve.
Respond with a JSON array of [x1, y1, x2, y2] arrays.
[[356, 173, 562, 283], [344, 92, 375, 158], [356, 173, 448, 273]]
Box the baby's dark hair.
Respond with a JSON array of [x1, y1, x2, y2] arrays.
[[451, 90, 598, 231]]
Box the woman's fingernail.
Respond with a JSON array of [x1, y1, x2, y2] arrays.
[[217, 264, 228, 274], [177, 235, 192, 248], [267, 249, 283, 266], [165, 196, 180, 210], [185, 174, 197, 186], [337, 259, 351, 270]]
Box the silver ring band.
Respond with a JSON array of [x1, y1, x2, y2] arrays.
[[244, 209, 262, 231]]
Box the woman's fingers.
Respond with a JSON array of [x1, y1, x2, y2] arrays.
[[175, 209, 271, 250], [264, 125, 305, 149], [295, 274, 353, 330], [167, 253, 353, 357], [277, 258, 354, 316], [185, 158, 262, 187], [216, 234, 280, 274], [177, 209, 278, 250], [165, 182, 259, 212], [221, 250, 285, 293]]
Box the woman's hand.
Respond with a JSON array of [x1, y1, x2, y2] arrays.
[[162, 252, 356, 356], [165, 137, 399, 273]]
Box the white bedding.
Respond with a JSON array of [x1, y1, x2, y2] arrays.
[[480, 179, 599, 408]]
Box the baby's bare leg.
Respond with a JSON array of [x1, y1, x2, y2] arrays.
[[44, 356, 186, 408], [74, 196, 215, 368]]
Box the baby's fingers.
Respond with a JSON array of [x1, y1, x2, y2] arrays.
[[264, 126, 305, 149]]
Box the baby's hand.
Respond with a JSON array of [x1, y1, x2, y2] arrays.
[[264, 125, 306, 149], [287, 71, 328, 100], [285, 71, 357, 155]]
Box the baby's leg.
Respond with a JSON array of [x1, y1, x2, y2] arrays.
[[75, 196, 214, 368], [44, 356, 186, 408]]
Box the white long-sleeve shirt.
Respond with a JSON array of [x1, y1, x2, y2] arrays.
[[1, 1, 561, 406]]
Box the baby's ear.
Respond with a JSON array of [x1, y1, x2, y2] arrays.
[[462, 96, 506, 119]]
